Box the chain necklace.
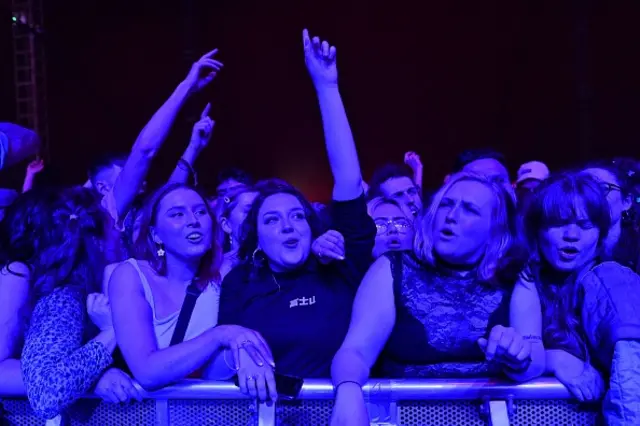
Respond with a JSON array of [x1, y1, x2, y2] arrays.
[[271, 273, 282, 292]]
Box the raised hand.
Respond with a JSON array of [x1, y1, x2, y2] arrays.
[[26, 158, 44, 175], [183, 49, 224, 94], [312, 230, 345, 264], [404, 152, 423, 172], [302, 29, 338, 89], [189, 103, 215, 151], [87, 293, 113, 331]]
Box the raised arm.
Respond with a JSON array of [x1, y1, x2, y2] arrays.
[[22, 159, 44, 193], [303, 29, 362, 201], [0, 263, 30, 394], [168, 103, 215, 185], [330, 256, 396, 426], [111, 51, 223, 219]]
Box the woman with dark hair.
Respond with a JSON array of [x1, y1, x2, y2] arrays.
[[19, 187, 141, 420], [217, 30, 376, 402], [0, 190, 56, 395], [520, 172, 640, 422], [582, 159, 640, 272], [216, 185, 259, 278], [109, 183, 273, 390]]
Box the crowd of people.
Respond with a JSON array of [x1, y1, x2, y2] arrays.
[[1, 28, 640, 425]]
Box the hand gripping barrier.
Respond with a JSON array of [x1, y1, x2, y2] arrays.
[[0, 378, 601, 425]]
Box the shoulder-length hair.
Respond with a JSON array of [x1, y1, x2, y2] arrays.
[[134, 183, 222, 288], [31, 187, 107, 302], [237, 180, 325, 271], [523, 172, 610, 360], [0, 189, 59, 275], [414, 172, 520, 283]]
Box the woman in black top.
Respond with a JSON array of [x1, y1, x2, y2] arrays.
[[218, 30, 376, 401]]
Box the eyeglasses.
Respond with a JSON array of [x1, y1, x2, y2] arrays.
[[600, 182, 622, 196], [375, 219, 412, 235]]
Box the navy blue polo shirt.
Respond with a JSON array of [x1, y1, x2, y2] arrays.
[[218, 195, 376, 378]]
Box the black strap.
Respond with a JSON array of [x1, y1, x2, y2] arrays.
[[170, 282, 203, 346]]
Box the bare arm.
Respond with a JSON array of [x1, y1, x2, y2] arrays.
[[508, 278, 546, 381], [109, 262, 228, 390], [330, 256, 396, 425], [112, 51, 223, 218], [303, 30, 363, 201], [111, 83, 191, 219], [331, 256, 396, 386], [0, 263, 30, 394], [168, 104, 214, 185]]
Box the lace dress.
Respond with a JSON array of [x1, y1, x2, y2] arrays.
[[379, 251, 510, 378]]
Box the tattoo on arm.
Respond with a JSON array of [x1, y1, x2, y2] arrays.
[[522, 335, 543, 342]]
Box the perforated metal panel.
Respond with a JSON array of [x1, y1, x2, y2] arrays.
[[69, 400, 156, 425], [1, 399, 156, 426], [1, 399, 41, 426], [511, 399, 599, 426], [168, 399, 256, 426], [276, 400, 334, 426], [399, 400, 486, 426]]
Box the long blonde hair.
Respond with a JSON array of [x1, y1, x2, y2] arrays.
[[414, 172, 519, 282]]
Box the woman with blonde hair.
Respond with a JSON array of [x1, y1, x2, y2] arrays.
[[330, 172, 534, 426]]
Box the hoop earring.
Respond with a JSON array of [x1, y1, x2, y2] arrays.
[[252, 247, 263, 265]]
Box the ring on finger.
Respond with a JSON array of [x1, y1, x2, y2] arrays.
[[240, 339, 253, 347]]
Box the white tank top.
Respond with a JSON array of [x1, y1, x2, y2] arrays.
[[125, 258, 219, 349]]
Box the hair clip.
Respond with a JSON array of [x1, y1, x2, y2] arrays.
[[69, 214, 78, 221]]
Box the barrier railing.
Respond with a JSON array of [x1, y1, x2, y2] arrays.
[[0, 378, 601, 426]]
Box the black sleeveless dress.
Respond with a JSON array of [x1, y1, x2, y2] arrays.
[[378, 251, 511, 378]]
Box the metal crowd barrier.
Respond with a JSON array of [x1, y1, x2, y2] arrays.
[[0, 378, 601, 426]]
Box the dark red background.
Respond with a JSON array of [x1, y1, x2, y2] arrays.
[[1, 1, 640, 200]]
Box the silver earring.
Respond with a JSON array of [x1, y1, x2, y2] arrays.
[[252, 247, 262, 264], [157, 246, 165, 257]]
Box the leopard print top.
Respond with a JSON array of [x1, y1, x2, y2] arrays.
[[21, 287, 113, 419]]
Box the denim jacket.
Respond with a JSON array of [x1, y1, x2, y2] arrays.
[[580, 261, 640, 425]]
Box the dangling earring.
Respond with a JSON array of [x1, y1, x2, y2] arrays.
[[157, 245, 165, 257], [252, 247, 262, 265], [228, 234, 234, 248]]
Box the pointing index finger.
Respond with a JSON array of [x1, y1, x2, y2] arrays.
[[302, 29, 311, 51], [201, 48, 219, 60], [201, 103, 211, 119]]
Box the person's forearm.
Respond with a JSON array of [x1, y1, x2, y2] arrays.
[[131, 328, 223, 390], [131, 82, 192, 157], [0, 358, 25, 395], [168, 143, 200, 184], [22, 173, 35, 193], [331, 348, 370, 387], [92, 329, 117, 354], [315, 86, 363, 201], [413, 167, 423, 189]]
